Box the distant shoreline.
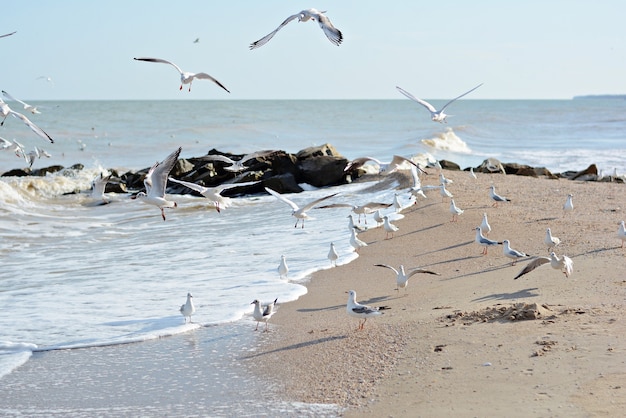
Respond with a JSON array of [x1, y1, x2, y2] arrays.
[[573, 94, 626, 100]]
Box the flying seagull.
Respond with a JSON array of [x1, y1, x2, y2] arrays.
[[0, 99, 53, 143], [132, 147, 181, 221], [2, 90, 41, 114], [201, 150, 276, 173], [265, 187, 338, 228], [375, 264, 440, 294], [250, 8, 342, 49], [168, 177, 259, 212], [513, 252, 573, 279], [396, 83, 483, 123], [133, 57, 230, 93]]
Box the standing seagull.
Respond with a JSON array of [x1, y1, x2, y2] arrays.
[[278, 255, 289, 278], [350, 228, 368, 252], [617, 221, 626, 248], [201, 150, 276, 173], [488, 185, 511, 207], [396, 83, 483, 123], [0, 99, 53, 143], [180, 293, 196, 323], [383, 215, 399, 239], [251, 298, 278, 332], [133, 147, 181, 221], [346, 290, 389, 330], [480, 213, 492, 235], [328, 242, 339, 266], [502, 239, 530, 265], [439, 184, 453, 203], [563, 194, 574, 216], [449, 199, 464, 222], [133, 57, 230, 93], [168, 177, 259, 213], [544, 228, 561, 252], [469, 167, 477, 179], [249, 9, 343, 49], [513, 252, 573, 279], [375, 264, 440, 294], [264, 187, 338, 228], [475, 227, 501, 255]]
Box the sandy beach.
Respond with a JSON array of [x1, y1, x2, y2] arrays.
[[1, 168, 625, 417], [251, 169, 626, 417]]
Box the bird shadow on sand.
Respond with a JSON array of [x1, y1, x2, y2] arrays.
[[297, 295, 393, 314], [239, 335, 347, 360], [412, 240, 474, 258], [471, 287, 541, 302], [440, 260, 517, 281]]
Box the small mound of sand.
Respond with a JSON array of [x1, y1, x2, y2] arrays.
[[442, 303, 558, 325]]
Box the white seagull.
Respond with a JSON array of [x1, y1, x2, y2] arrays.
[[344, 155, 422, 176], [350, 228, 368, 252], [328, 242, 339, 266], [408, 165, 427, 202], [0, 99, 53, 143], [563, 194, 574, 215], [513, 252, 573, 279], [396, 83, 483, 123], [265, 187, 338, 228], [169, 177, 259, 212], [346, 290, 389, 330], [180, 293, 196, 323], [449, 199, 464, 222], [90, 172, 112, 205], [488, 185, 511, 207], [480, 213, 491, 235], [469, 167, 477, 179], [383, 215, 399, 239], [320, 201, 392, 224], [544, 228, 561, 252], [251, 298, 278, 332], [439, 184, 453, 203], [2, 90, 41, 114], [0, 136, 25, 157], [347, 214, 367, 233], [133, 147, 181, 221], [375, 264, 440, 294], [439, 172, 453, 185], [133, 57, 230, 93], [475, 226, 501, 255], [278, 255, 289, 278], [502, 239, 530, 265], [618, 221, 626, 248], [201, 150, 276, 173], [249, 8, 343, 49]]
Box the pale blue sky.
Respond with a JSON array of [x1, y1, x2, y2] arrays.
[[1, 1, 625, 100]]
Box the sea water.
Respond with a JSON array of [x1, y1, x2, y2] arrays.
[[0, 99, 625, 404]]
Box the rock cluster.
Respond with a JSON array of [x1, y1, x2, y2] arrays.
[[1, 146, 623, 197]]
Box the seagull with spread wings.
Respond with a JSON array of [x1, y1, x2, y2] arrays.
[[265, 187, 338, 228], [0, 99, 53, 143], [250, 8, 342, 49], [169, 177, 259, 212], [133, 57, 230, 93], [396, 83, 483, 123], [201, 150, 276, 173]]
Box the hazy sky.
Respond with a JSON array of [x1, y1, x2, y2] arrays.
[[2, 1, 625, 100]]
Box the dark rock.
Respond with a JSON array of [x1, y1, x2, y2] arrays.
[[296, 143, 343, 159], [439, 160, 460, 171], [570, 164, 598, 180], [2, 168, 31, 177], [298, 156, 349, 187], [262, 173, 303, 194], [477, 158, 506, 174], [32, 165, 65, 176]]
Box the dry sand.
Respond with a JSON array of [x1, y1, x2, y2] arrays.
[[249, 169, 626, 417]]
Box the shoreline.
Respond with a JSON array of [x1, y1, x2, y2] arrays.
[[250, 169, 626, 416]]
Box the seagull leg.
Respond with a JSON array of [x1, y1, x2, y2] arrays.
[[179, 84, 183, 91], [161, 208, 166, 221], [254, 322, 259, 331]]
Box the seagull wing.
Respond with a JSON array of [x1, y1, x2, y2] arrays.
[[315, 13, 343, 45], [249, 12, 301, 49], [134, 57, 184, 74], [2, 90, 30, 108], [344, 156, 381, 172], [513, 257, 551, 280], [202, 154, 237, 164], [147, 147, 182, 198], [211, 180, 260, 193], [439, 83, 483, 112], [396, 86, 437, 113], [0, 31, 16, 38], [407, 268, 441, 278], [168, 177, 208, 195], [265, 187, 299, 211], [300, 192, 339, 212], [239, 150, 277, 164], [190, 72, 230, 93], [389, 155, 418, 171], [9, 110, 53, 143], [374, 264, 399, 275]]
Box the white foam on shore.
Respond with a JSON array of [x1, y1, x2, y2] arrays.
[[420, 128, 472, 154]]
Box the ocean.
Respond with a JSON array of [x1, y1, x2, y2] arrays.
[[1, 99, 625, 413]]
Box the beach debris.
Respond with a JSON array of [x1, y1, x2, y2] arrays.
[[346, 290, 389, 330], [442, 303, 556, 325], [180, 293, 195, 323]]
